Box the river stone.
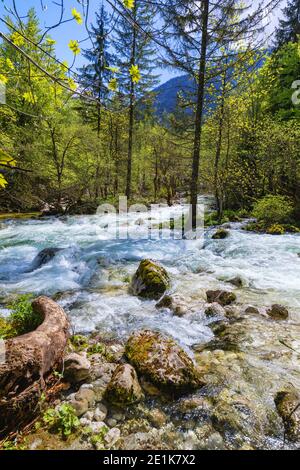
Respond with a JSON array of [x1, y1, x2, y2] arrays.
[[130, 259, 170, 299], [105, 364, 144, 406], [228, 276, 244, 288], [206, 290, 236, 306], [205, 302, 226, 318], [267, 304, 288, 320], [64, 353, 91, 384], [212, 229, 229, 240], [31, 247, 61, 270], [156, 294, 188, 316], [125, 329, 202, 392], [104, 428, 121, 447], [275, 388, 300, 441], [70, 398, 89, 417], [245, 305, 260, 315]]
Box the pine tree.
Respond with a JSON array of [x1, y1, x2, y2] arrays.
[[78, 4, 114, 136], [111, 0, 159, 199], [275, 0, 300, 47]]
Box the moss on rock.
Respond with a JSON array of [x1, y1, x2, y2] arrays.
[[130, 259, 170, 300], [125, 329, 202, 392]]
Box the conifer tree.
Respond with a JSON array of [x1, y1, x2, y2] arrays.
[[111, 0, 159, 199], [78, 3, 114, 136], [275, 0, 300, 47]]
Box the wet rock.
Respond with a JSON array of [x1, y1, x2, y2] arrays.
[[156, 294, 188, 316], [64, 353, 91, 384], [121, 432, 170, 450], [140, 377, 161, 396], [205, 302, 226, 318], [147, 409, 167, 428], [228, 276, 244, 288], [224, 305, 242, 320], [30, 248, 61, 270], [245, 305, 260, 315], [267, 304, 288, 320], [212, 229, 229, 240], [179, 396, 212, 414], [275, 388, 300, 441], [125, 329, 202, 392], [206, 290, 236, 306], [105, 364, 144, 406], [130, 259, 170, 299]]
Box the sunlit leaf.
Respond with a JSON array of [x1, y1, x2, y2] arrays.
[[68, 40, 81, 55], [72, 8, 83, 25], [123, 0, 135, 9], [129, 64, 141, 84]]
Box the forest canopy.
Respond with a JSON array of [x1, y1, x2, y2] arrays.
[[0, 0, 299, 223]]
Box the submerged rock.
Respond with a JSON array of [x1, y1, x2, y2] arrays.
[[30, 247, 61, 270], [156, 294, 188, 316], [130, 259, 170, 299], [64, 353, 91, 384], [267, 304, 288, 320], [206, 290, 236, 306], [105, 364, 144, 406], [275, 388, 300, 442], [205, 302, 226, 318], [125, 329, 202, 392], [212, 229, 229, 240], [227, 276, 244, 288]]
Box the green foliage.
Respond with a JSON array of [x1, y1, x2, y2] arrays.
[[87, 342, 115, 362], [8, 294, 42, 335], [266, 224, 286, 235], [0, 316, 16, 339], [252, 195, 294, 224], [69, 334, 89, 351], [42, 404, 80, 439], [90, 425, 109, 449]]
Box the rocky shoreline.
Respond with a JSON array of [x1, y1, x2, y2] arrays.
[[1, 258, 300, 450]]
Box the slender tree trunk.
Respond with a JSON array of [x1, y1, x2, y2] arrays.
[[190, 0, 210, 230], [126, 15, 137, 200], [215, 71, 227, 222]]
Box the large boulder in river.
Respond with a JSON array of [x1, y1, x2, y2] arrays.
[[275, 387, 300, 441], [0, 296, 69, 435], [130, 259, 170, 300], [125, 330, 202, 392], [105, 364, 144, 406], [207, 290, 236, 306]]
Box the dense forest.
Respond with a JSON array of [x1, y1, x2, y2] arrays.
[[0, 0, 299, 225]]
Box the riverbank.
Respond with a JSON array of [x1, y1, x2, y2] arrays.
[[0, 198, 299, 450]]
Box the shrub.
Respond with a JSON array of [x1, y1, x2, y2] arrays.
[[252, 195, 294, 224], [42, 404, 80, 439], [8, 294, 42, 335], [266, 224, 285, 235], [0, 317, 17, 340]]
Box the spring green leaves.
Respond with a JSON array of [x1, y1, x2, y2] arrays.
[[68, 39, 81, 55], [123, 0, 135, 9], [129, 64, 141, 83], [0, 149, 16, 188], [72, 8, 83, 25]]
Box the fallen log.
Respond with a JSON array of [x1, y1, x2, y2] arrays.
[[0, 296, 69, 435]]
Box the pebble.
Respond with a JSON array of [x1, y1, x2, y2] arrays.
[[89, 421, 108, 434], [104, 428, 121, 447], [94, 404, 108, 422], [106, 418, 118, 427]]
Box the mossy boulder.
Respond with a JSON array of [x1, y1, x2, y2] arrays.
[[206, 290, 236, 306], [130, 259, 170, 300], [125, 329, 202, 392], [275, 387, 300, 442], [212, 229, 229, 240], [105, 364, 144, 406]]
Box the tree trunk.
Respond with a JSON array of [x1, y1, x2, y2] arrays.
[[126, 13, 137, 200], [190, 0, 210, 230]]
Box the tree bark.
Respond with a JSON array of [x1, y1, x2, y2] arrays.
[[190, 0, 210, 230]]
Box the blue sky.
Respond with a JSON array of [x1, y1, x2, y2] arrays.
[[0, 0, 286, 85]]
